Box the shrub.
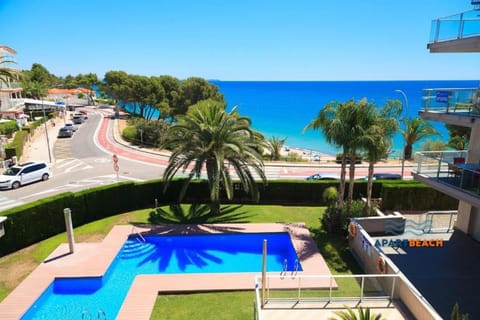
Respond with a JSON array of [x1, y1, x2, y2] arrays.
[[122, 126, 137, 142], [0, 120, 18, 137]]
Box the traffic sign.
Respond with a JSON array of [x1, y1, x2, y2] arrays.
[[112, 154, 118, 163]]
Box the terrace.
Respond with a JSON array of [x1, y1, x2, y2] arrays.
[[427, 6, 480, 53], [419, 87, 480, 127], [412, 150, 480, 208]]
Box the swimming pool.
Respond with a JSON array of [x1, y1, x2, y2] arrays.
[[22, 232, 301, 319]]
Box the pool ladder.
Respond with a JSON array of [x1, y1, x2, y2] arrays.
[[82, 308, 107, 320], [131, 225, 146, 243], [280, 259, 300, 279]]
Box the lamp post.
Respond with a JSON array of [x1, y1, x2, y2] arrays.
[[395, 89, 409, 179], [41, 98, 52, 163]]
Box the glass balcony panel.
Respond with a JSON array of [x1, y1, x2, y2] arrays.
[[415, 151, 480, 197], [421, 88, 479, 115], [429, 10, 480, 43]]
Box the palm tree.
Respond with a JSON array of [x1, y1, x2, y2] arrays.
[[329, 306, 385, 320], [401, 117, 439, 160], [304, 101, 353, 211], [343, 99, 378, 203], [162, 99, 266, 215], [267, 136, 287, 160], [362, 100, 401, 213]]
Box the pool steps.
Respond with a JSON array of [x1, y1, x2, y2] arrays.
[[81, 308, 107, 319], [120, 239, 155, 259], [280, 258, 300, 279]]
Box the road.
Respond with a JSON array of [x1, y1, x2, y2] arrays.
[[0, 107, 414, 212]]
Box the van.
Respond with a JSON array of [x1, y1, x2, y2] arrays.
[[0, 161, 51, 189]]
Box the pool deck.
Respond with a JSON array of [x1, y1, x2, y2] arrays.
[[0, 223, 335, 320]]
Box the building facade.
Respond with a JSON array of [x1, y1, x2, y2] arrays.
[[413, 2, 480, 241]]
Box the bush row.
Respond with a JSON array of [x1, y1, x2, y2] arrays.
[[0, 179, 458, 257], [4, 117, 50, 160], [0, 120, 19, 137]]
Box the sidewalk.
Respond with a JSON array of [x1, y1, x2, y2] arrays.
[[22, 116, 62, 164]]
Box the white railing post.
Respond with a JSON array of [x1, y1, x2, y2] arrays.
[[329, 276, 333, 302], [390, 276, 397, 305], [360, 276, 365, 302]]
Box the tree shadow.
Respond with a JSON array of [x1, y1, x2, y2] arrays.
[[147, 203, 251, 224]]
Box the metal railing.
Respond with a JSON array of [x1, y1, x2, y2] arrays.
[[429, 10, 480, 43], [255, 274, 399, 305], [421, 88, 479, 115], [415, 150, 480, 197]]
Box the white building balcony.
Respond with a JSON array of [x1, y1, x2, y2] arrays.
[[427, 8, 480, 53], [412, 150, 480, 208]]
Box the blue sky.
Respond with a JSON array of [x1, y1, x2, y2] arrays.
[[0, 0, 478, 80]]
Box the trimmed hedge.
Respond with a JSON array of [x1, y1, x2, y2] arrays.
[[0, 179, 458, 257], [381, 182, 458, 210]]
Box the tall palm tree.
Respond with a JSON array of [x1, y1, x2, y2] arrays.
[[304, 101, 354, 211], [267, 136, 287, 160], [361, 101, 401, 213], [343, 99, 378, 203], [162, 99, 267, 215], [401, 117, 439, 160]]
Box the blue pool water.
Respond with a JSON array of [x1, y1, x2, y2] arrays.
[[22, 232, 301, 319]]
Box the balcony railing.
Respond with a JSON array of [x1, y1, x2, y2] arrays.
[[415, 150, 480, 197], [421, 87, 480, 115], [429, 10, 480, 43]]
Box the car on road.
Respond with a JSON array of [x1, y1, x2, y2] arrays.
[[57, 127, 73, 138], [372, 173, 402, 180], [0, 161, 51, 189], [357, 173, 402, 180], [72, 115, 84, 124], [78, 110, 88, 119], [305, 173, 340, 180], [64, 122, 78, 132]]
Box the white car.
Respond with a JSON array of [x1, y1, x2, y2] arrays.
[[64, 122, 78, 132], [0, 161, 51, 189]]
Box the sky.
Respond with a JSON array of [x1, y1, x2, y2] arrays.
[[0, 0, 478, 81]]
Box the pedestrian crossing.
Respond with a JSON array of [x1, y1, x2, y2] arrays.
[[54, 158, 93, 173], [0, 175, 145, 213]]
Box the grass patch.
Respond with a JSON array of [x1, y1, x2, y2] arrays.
[[151, 291, 253, 320], [0, 204, 361, 319]]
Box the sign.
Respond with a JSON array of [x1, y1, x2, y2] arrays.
[[138, 125, 144, 131], [435, 91, 449, 103], [112, 154, 119, 173]]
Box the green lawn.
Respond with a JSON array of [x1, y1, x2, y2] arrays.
[[0, 204, 362, 320]]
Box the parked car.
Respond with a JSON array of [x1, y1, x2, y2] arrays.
[[358, 173, 402, 180], [72, 115, 84, 124], [64, 122, 78, 132], [58, 127, 73, 138], [0, 161, 51, 189], [305, 173, 340, 181], [78, 110, 88, 119], [372, 173, 402, 180]]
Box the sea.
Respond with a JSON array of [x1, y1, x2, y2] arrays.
[[213, 80, 479, 157], [125, 80, 480, 157]]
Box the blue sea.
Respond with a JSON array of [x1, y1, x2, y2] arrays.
[[213, 80, 479, 156], [126, 80, 480, 157]]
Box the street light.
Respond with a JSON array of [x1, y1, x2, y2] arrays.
[[395, 89, 409, 179], [41, 98, 52, 163]]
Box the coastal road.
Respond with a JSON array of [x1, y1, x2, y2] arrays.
[[0, 108, 413, 212]]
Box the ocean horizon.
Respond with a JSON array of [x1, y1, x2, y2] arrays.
[[126, 80, 480, 157], [213, 80, 479, 157]]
